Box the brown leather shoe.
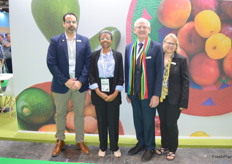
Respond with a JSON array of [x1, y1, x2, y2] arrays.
[[51, 140, 65, 157], [77, 142, 90, 155]]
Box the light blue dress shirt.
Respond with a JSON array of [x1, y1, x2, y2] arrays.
[[89, 49, 123, 91]]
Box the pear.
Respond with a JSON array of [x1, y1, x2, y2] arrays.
[[31, 0, 80, 41], [90, 27, 121, 51]]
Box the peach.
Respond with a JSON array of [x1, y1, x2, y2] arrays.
[[84, 91, 92, 106], [66, 111, 75, 130], [189, 53, 220, 86], [223, 48, 232, 79], [84, 104, 96, 118], [67, 100, 73, 112], [205, 33, 231, 59], [194, 10, 221, 38], [84, 116, 98, 134], [178, 21, 205, 55], [157, 0, 191, 29]]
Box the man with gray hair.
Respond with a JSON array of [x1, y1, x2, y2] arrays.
[[124, 18, 163, 162]]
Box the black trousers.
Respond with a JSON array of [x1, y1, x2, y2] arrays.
[[157, 97, 181, 153], [5, 58, 13, 73], [94, 96, 120, 152]]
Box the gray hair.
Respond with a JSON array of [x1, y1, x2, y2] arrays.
[[134, 18, 150, 28]]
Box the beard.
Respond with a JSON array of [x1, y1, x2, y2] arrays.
[[67, 27, 76, 34]]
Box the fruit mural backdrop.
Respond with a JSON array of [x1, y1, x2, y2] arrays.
[[126, 0, 232, 136], [127, 0, 232, 117], [16, 0, 232, 137], [16, 0, 124, 135]]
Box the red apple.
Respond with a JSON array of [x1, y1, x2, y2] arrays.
[[223, 48, 232, 79], [220, 1, 232, 20], [221, 22, 232, 40], [191, 0, 218, 18], [178, 22, 205, 56], [189, 52, 220, 86], [157, 0, 191, 29]]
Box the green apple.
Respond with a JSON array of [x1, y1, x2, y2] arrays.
[[31, 0, 80, 41]]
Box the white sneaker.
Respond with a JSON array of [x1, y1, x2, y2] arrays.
[[98, 149, 106, 157], [114, 149, 121, 157]]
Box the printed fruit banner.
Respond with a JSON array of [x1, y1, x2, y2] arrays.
[[11, 0, 232, 138], [16, 0, 123, 135], [127, 0, 232, 117]]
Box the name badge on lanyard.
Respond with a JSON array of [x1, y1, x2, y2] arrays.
[[101, 79, 110, 92]]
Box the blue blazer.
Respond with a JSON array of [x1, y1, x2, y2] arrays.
[[47, 33, 91, 93], [125, 40, 164, 99]]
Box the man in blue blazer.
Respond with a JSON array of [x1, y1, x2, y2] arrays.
[[47, 12, 91, 157], [125, 18, 163, 162]]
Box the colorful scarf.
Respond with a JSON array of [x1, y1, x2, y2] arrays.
[[127, 37, 151, 100]]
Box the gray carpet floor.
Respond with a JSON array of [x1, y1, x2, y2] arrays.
[[0, 140, 232, 164]]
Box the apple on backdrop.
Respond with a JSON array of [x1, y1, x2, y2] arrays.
[[220, 0, 232, 20], [178, 21, 205, 55], [221, 22, 232, 40], [191, 0, 218, 17], [179, 48, 189, 64], [189, 52, 220, 86], [157, 0, 191, 29]]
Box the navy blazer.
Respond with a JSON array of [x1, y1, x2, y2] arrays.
[[89, 49, 124, 105], [125, 40, 164, 99], [167, 52, 189, 108], [47, 33, 91, 93]]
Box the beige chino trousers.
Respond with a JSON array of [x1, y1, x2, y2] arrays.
[[52, 89, 86, 143]]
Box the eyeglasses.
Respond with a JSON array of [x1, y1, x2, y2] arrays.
[[164, 41, 177, 46], [65, 20, 77, 24], [135, 26, 149, 30], [100, 37, 111, 41]]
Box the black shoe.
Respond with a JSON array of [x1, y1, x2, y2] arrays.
[[128, 143, 144, 156], [141, 149, 154, 162]]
